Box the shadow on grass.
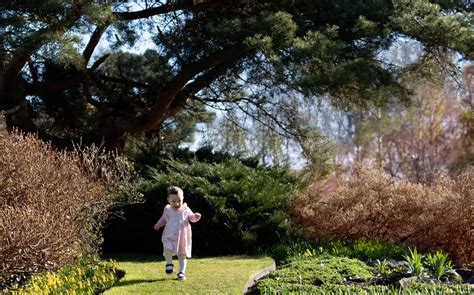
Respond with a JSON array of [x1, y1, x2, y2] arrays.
[[103, 252, 268, 263], [102, 252, 163, 263], [115, 278, 167, 287]]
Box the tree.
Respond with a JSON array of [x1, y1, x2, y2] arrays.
[[337, 76, 469, 183], [1, 0, 472, 151]]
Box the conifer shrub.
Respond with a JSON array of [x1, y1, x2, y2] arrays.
[[294, 165, 473, 266], [103, 147, 302, 255], [0, 130, 139, 287]]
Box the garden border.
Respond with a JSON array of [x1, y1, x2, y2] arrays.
[[242, 262, 276, 294]]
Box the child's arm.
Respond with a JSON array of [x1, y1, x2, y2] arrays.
[[153, 210, 167, 230], [153, 216, 166, 230], [187, 208, 201, 223]]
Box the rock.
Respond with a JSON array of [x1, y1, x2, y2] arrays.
[[396, 276, 419, 289], [242, 263, 276, 294], [457, 269, 474, 284], [387, 259, 409, 270]]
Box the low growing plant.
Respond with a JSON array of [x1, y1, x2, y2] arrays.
[[402, 282, 473, 294], [270, 239, 409, 265], [259, 283, 473, 294], [375, 259, 390, 277], [425, 251, 454, 281], [403, 248, 424, 277], [269, 239, 321, 264], [350, 239, 407, 261], [4, 256, 120, 294], [257, 254, 373, 290]]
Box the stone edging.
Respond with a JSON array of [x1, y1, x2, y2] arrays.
[[241, 262, 276, 294]]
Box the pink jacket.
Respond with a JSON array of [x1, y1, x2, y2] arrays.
[[154, 203, 201, 257]]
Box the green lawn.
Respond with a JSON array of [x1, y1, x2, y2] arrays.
[[104, 254, 274, 295]]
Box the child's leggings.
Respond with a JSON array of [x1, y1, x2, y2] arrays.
[[163, 249, 187, 273]]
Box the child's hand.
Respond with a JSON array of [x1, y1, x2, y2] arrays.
[[189, 212, 201, 222], [153, 224, 162, 231]]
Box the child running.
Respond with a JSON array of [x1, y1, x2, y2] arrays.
[[153, 186, 201, 281]]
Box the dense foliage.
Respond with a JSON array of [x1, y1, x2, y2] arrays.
[[1, 0, 472, 151], [0, 130, 139, 287], [103, 147, 302, 255], [294, 165, 474, 266]]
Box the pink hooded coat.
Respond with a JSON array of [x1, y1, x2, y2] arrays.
[[154, 203, 201, 258]]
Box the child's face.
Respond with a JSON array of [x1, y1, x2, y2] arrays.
[[168, 194, 183, 209]]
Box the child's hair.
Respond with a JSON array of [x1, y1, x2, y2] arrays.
[[167, 186, 184, 199]]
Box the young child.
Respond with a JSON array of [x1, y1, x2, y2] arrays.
[[153, 186, 201, 281]]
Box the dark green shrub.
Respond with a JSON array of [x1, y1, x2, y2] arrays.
[[103, 147, 301, 255], [145, 156, 300, 255]]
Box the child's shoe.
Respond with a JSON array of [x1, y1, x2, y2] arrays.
[[177, 272, 186, 281], [165, 264, 174, 274]]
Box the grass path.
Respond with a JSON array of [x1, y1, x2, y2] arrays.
[[104, 254, 275, 295]]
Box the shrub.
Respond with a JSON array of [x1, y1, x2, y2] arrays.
[[103, 147, 302, 255], [293, 165, 474, 266], [0, 130, 139, 287]]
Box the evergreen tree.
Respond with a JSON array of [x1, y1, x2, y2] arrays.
[[1, 0, 472, 150]]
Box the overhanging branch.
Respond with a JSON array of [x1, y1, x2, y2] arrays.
[[83, 25, 109, 64], [138, 45, 245, 131]]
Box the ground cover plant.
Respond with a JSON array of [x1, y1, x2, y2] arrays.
[[270, 238, 409, 265], [0, 130, 139, 288], [103, 254, 274, 294], [257, 241, 473, 294]]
